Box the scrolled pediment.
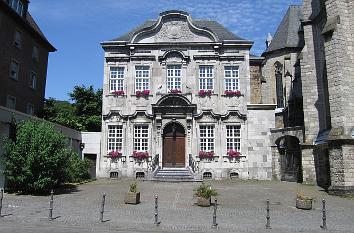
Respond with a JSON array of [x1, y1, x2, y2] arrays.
[[131, 11, 217, 43]]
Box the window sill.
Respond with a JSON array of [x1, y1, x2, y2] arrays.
[[221, 94, 244, 98], [222, 155, 246, 163], [196, 156, 219, 162]]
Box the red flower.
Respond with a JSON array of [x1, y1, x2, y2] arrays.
[[113, 90, 125, 96], [227, 150, 240, 158], [169, 89, 181, 93], [132, 151, 149, 159], [136, 90, 150, 97], [199, 90, 213, 97], [224, 90, 242, 97], [108, 151, 122, 158], [199, 151, 214, 158]]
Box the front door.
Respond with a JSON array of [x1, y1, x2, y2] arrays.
[[163, 122, 185, 167]]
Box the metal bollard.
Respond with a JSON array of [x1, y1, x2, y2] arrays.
[[320, 199, 327, 230], [265, 199, 271, 229], [211, 198, 218, 228], [48, 190, 54, 220], [0, 189, 3, 217], [154, 195, 160, 225], [100, 193, 106, 222]]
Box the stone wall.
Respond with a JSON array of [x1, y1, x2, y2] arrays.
[[250, 64, 262, 104]]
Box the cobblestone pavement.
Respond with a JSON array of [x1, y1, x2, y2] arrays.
[[0, 179, 353, 233]]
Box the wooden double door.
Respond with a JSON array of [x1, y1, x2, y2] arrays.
[[162, 122, 185, 168]]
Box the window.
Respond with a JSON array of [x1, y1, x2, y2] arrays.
[[200, 125, 214, 152], [275, 62, 284, 108], [32, 46, 39, 62], [26, 103, 34, 115], [13, 29, 22, 48], [134, 125, 149, 152], [199, 65, 214, 90], [29, 72, 37, 89], [109, 67, 124, 92], [135, 66, 150, 91], [226, 125, 241, 151], [8, 0, 23, 16], [10, 60, 19, 80], [6, 95, 16, 109], [224, 66, 239, 91], [167, 65, 181, 91], [107, 125, 123, 152]]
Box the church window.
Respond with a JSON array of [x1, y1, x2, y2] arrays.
[[199, 65, 214, 90], [226, 125, 241, 152], [200, 125, 214, 152], [275, 62, 284, 108], [135, 66, 150, 91], [224, 66, 239, 90], [167, 65, 181, 91], [108, 125, 123, 152], [134, 125, 149, 152], [109, 67, 124, 92]]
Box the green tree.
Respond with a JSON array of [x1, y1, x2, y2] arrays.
[[3, 119, 89, 193], [69, 85, 102, 132]]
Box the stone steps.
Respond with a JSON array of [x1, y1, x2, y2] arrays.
[[151, 167, 202, 182]]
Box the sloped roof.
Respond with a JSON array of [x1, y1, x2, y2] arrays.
[[111, 17, 246, 42], [263, 5, 303, 54]]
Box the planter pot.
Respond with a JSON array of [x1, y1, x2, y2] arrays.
[[197, 197, 211, 207], [296, 198, 312, 210], [124, 192, 140, 205]]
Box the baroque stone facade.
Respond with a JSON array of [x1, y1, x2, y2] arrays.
[[99, 10, 275, 180], [263, 0, 354, 195]]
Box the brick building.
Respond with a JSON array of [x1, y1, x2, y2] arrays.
[[0, 0, 56, 115], [99, 10, 275, 180], [263, 0, 354, 195]]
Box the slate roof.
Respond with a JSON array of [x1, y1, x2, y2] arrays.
[[111, 18, 246, 42], [263, 5, 303, 54]]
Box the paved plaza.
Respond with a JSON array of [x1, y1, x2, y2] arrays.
[[0, 179, 353, 233]]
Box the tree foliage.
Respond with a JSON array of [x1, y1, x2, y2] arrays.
[[3, 120, 90, 193], [41, 85, 102, 132]]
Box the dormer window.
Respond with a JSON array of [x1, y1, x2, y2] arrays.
[[6, 0, 24, 16]]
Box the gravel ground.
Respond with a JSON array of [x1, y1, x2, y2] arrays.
[[0, 179, 353, 233]]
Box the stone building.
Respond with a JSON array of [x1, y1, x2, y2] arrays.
[[0, 0, 56, 115], [99, 10, 275, 180], [263, 0, 354, 195]]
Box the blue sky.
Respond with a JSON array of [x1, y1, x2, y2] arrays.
[[29, 0, 302, 100]]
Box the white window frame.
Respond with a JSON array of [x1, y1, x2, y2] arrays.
[[10, 0, 23, 16], [107, 125, 123, 152], [10, 60, 19, 80], [109, 67, 124, 92], [167, 64, 182, 91], [226, 125, 241, 152], [199, 65, 214, 90], [135, 66, 150, 91], [26, 103, 34, 115], [13, 29, 22, 48], [199, 125, 214, 152], [6, 95, 16, 109], [224, 66, 240, 91], [29, 71, 37, 89], [134, 125, 149, 152], [32, 46, 39, 62]]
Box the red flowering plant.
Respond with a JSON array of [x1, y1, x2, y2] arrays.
[[136, 90, 150, 98], [169, 89, 181, 94], [132, 151, 149, 160], [227, 149, 241, 158], [198, 90, 213, 97], [108, 150, 122, 159], [112, 90, 125, 96], [224, 90, 241, 97], [198, 151, 215, 159]]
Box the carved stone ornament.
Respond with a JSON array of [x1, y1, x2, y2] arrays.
[[157, 20, 197, 40]]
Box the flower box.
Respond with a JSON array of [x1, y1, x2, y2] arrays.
[[108, 151, 122, 159], [124, 192, 140, 205], [197, 197, 211, 207], [169, 89, 181, 94], [136, 90, 150, 98], [227, 150, 241, 158], [198, 151, 214, 159], [112, 90, 125, 96], [198, 90, 213, 97], [224, 90, 241, 97], [132, 151, 149, 160]]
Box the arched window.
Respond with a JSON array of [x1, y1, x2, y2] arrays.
[[275, 62, 284, 108]]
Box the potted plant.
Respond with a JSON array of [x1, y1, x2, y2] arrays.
[[194, 183, 218, 207], [124, 182, 140, 205], [296, 191, 313, 210]]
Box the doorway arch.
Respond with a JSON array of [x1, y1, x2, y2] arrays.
[[162, 122, 186, 167]]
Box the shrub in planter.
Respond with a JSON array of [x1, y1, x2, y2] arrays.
[[124, 182, 140, 204], [194, 183, 218, 207], [296, 192, 313, 210]]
